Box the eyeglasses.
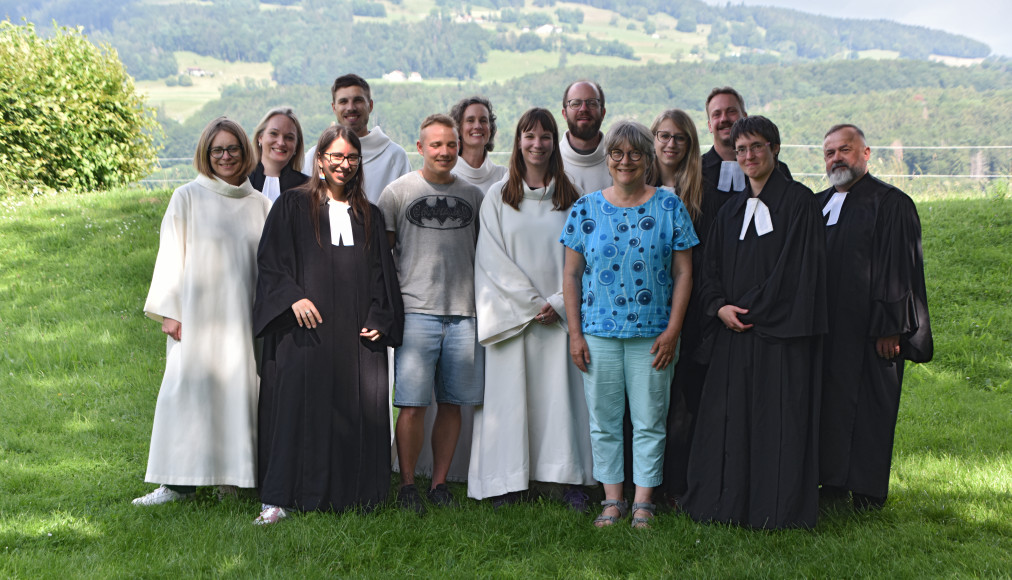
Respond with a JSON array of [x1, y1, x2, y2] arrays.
[[734, 142, 771, 157], [608, 149, 643, 162], [565, 98, 602, 110], [655, 132, 688, 145], [321, 152, 362, 166], [210, 145, 242, 159]]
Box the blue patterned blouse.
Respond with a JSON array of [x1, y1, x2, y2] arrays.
[[560, 187, 699, 338]]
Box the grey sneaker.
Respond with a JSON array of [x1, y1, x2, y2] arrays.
[[131, 485, 194, 506], [397, 484, 427, 515], [427, 483, 459, 508]]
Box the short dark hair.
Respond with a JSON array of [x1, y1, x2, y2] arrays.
[[824, 123, 865, 140], [331, 74, 371, 102], [705, 86, 747, 116], [449, 96, 498, 153], [562, 80, 605, 109], [730, 115, 780, 149]]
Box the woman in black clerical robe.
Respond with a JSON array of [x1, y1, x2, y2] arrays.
[[247, 106, 310, 203], [252, 125, 404, 525], [682, 116, 827, 530]]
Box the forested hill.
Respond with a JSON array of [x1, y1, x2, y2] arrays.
[[0, 0, 994, 84], [154, 58, 1012, 179], [566, 0, 990, 59]]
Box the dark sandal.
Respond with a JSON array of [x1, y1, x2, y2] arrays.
[[631, 502, 656, 529], [593, 499, 629, 527]]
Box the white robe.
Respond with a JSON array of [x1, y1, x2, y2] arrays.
[[467, 178, 595, 499], [142, 174, 270, 487], [560, 132, 611, 196], [303, 126, 411, 204], [452, 155, 508, 194]]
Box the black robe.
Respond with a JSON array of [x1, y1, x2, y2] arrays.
[[248, 162, 310, 196], [660, 148, 796, 500], [682, 168, 827, 529], [253, 190, 404, 512], [816, 173, 932, 500]]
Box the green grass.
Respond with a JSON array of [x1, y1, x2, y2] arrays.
[[136, 51, 275, 122], [0, 187, 1010, 577]]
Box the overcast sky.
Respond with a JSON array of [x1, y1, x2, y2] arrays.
[[702, 0, 1011, 57]]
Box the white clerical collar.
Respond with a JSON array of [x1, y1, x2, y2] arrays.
[[327, 199, 354, 246], [718, 160, 746, 192], [262, 175, 281, 204], [740, 197, 774, 240], [822, 191, 848, 226]]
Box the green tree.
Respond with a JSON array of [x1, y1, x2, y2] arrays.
[[0, 21, 159, 194]]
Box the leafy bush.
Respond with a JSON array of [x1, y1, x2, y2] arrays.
[[0, 22, 159, 194]]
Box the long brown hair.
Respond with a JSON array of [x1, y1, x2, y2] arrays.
[[647, 109, 703, 221], [296, 125, 371, 247], [502, 108, 579, 212]]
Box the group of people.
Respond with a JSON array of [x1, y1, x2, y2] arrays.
[[133, 74, 932, 531]]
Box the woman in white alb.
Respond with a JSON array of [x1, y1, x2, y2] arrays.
[[450, 96, 507, 194], [469, 107, 595, 508], [133, 117, 269, 506]]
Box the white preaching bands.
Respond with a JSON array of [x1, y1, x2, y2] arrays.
[[822, 191, 848, 226], [327, 199, 355, 246], [740, 198, 774, 240], [718, 160, 746, 192]]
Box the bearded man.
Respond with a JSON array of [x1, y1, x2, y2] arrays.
[[817, 123, 933, 511]]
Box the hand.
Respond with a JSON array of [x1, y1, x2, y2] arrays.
[[570, 333, 591, 373], [535, 303, 559, 325], [292, 298, 322, 329], [161, 317, 181, 341], [876, 335, 901, 359], [650, 330, 678, 370], [360, 328, 383, 342], [717, 304, 753, 333]]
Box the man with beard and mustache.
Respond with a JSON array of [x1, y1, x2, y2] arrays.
[[378, 114, 485, 514], [559, 80, 611, 194], [817, 123, 932, 511], [303, 74, 411, 204]]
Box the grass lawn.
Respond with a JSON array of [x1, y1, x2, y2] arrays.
[[0, 187, 1009, 577]]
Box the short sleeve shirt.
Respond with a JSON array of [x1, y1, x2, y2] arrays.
[[560, 187, 698, 338]]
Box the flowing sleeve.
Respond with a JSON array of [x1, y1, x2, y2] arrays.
[[252, 193, 307, 338], [869, 191, 933, 362], [362, 206, 404, 349], [143, 186, 189, 323], [475, 193, 549, 346]]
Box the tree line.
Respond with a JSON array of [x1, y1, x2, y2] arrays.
[[155, 59, 1012, 180], [2, 0, 995, 85]]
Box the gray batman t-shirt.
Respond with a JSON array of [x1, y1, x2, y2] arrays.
[[378, 171, 484, 316]]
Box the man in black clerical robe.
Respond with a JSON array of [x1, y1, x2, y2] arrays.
[[662, 87, 794, 502], [817, 124, 932, 510], [253, 186, 404, 513], [683, 116, 827, 530]]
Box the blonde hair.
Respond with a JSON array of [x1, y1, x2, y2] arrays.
[[192, 116, 256, 180], [647, 109, 703, 221], [252, 107, 305, 172]]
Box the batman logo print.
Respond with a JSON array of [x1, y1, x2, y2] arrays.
[[405, 195, 475, 229]]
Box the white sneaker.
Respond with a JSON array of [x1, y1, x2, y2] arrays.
[[131, 485, 194, 506], [253, 505, 288, 525]]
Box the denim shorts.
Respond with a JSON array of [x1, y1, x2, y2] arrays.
[[393, 313, 485, 407]]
